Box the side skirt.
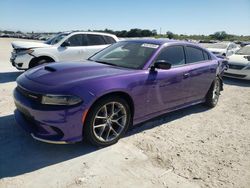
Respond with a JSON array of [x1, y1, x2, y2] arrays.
[[133, 99, 205, 125]]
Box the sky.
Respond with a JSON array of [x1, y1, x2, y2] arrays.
[[0, 0, 250, 35]]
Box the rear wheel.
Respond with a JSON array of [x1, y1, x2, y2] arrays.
[[84, 96, 131, 147], [205, 77, 221, 108]]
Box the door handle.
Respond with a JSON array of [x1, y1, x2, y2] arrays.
[[183, 73, 190, 79]]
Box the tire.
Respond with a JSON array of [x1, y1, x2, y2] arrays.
[[29, 58, 50, 69], [205, 77, 221, 108], [84, 96, 131, 147]]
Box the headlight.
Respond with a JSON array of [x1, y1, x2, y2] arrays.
[[17, 49, 34, 55], [41, 95, 82, 105]]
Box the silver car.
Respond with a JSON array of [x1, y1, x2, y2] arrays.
[[224, 45, 250, 80]]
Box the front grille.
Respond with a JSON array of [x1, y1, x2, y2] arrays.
[[16, 86, 42, 103], [224, 72, 246, 78], [228, 64, 245, 70], [14, 48, 26, 54]]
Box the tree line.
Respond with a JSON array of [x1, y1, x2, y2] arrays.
[[1, 29, 250, 41], [164, 31, 250, 41], [92, 29, 250, 41]]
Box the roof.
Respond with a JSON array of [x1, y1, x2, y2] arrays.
[[60, 31, 117, 37], [122, 38, 195, 46]]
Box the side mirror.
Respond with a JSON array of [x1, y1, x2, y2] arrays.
[[61, 41, 70, 47], [151, 60, 172, 71]]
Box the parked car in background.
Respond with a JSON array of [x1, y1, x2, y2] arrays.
[[10, 31, 119, 70], [14, 39, 227, 146], [200, 42, 240, 57], [240, 41, 250, 47], [224, 45, 250, 80]]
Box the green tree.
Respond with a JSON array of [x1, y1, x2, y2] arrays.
[[166, 31, 174, 39], [210, 31, 228, 40], [151, 29, 157, 36]]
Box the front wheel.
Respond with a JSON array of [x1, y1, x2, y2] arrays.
[[205, 77, 221, 108], [84, 96, 131, 147], [29, 58, 50, 69]]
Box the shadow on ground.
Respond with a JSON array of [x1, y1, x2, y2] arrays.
[[128, 104, 208, 136], [0, 114, 99, 178], [223, 77, 250, 87], [0, 103, 208, 178], [0, 71, 24, 83]]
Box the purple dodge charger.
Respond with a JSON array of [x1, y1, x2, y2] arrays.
[[14, 39, 227, 146]]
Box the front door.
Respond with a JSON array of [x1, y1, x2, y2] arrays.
[[57, 34, 87, 61], [145, 45, 190, 114]]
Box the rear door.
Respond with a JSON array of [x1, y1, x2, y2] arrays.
[[184, 46, 216, 103]]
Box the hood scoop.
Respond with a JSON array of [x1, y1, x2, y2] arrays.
[[44, 66, 56, 72]]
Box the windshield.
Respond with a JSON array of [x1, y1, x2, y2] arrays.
[[89, 41, 159, 69], [235, 46, 250, 55], [201, 43, 228, 49], [45, 33, 69, 45]]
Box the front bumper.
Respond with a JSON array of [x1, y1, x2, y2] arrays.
[[10, 52, 33, 70], [14, 88, 86, 143], [224, 66, 250, 80]]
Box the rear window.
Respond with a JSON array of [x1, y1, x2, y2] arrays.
[[103, 36, 116, 44], [186, 46, 204, 63], [87, 34, 106, 45], [203, 51, 210, 60]]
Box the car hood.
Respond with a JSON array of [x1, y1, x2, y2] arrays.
[[11, 41, 51, 49], [24, 61, 133, 86], [228, 54, 250, 65]]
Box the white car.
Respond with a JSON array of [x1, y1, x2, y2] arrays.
[[200, 42, 240, 57], [10, 32, 119, 70], [224, 45, 250, 80]]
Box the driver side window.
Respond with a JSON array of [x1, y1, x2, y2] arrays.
[[155, 46, 185, 66], [67, 34, 85, 46]]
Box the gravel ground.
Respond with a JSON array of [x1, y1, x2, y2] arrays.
[[0, 38, 250, 188]]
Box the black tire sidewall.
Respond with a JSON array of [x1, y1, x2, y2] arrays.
[[29, 58, 48, 69], [84, 96, 131, 147], [205, 77, 221, 108]]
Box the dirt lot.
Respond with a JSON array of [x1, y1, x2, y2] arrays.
[[0, 38, 250, 188]]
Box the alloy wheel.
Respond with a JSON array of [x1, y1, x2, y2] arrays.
[[92, 102, 127, 142], [212, 79, 220, 104]]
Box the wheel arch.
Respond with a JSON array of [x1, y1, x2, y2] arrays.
[[29, 56, 56, 68], [88, 91, 134, 119], [82, 91, 135, 136]]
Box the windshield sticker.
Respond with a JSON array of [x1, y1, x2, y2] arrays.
[[141, 43, 159, 49]]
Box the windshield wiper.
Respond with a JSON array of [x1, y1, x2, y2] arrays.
[[94, 60, 118, 67]]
